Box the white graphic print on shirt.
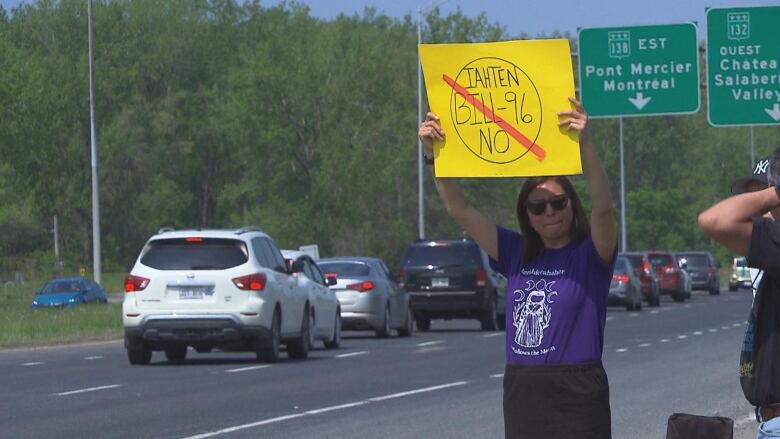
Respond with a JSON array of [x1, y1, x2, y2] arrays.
[[512, 279, 557, 348]]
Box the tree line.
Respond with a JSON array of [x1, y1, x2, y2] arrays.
[[1, 0, 778, 280]]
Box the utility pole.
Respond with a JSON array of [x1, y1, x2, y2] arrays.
[[53, 215, 62, 278], [87, 0, 101, 284], [417, 0, 448, 240]]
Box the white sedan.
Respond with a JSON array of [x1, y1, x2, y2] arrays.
[[282, 250, 341, 349]]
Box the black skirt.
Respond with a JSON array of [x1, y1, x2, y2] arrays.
[[503, 361, 612, 439]]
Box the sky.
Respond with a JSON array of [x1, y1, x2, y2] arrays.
[[2, 0, 778, 39]]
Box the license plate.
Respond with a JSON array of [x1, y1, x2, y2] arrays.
[[172, 285, 214, 300], [179, 289, 205, 300], [431, 277, 449, 288]]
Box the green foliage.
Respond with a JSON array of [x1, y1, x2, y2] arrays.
[[1, 0, 779, 280]]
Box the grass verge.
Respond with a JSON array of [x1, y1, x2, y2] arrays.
[[0, 273, 125, 349]]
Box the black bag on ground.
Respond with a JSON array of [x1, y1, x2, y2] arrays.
[[739, 273, 780, 406], [665, 413, 733, 439]]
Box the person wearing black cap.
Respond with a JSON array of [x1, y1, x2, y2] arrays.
[[698, 148, 780, 439], [730, 156, 775, 299], [731, 156, 771, 195]]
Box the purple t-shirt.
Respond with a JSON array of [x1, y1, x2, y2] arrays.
[[490, 226, 615, 365]]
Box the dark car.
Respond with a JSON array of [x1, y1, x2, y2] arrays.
[[620, 252, 660, 307], [645, 251, 686, 302], [609, 255, 643, 311], [674, 252, 720, 295], [400, 238, 506, 331], [32, 277, 108, 308]]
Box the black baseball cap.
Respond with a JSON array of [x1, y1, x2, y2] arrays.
[[731, 156, 770, 194]]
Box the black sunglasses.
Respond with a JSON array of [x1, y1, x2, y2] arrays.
[[526, 194, 570, 215]]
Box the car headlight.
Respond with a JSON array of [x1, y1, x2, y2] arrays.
[[68, 297, 76, 303]]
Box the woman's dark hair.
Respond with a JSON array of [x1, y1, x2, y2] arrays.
[[515, 176, 590, 262]]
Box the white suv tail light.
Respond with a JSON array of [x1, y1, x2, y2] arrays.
[[232, 273, 267, 291], [124, 275, 150, 292]]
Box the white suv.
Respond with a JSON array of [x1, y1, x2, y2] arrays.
[[123, 227, 311, 365]]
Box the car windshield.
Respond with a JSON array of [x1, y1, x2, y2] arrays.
[[41, 280, 83, 294], [676, 254, 708, 267], [140, 238, 248, 270], [319, 261, 371, 277], [402, 243, 480, 267]]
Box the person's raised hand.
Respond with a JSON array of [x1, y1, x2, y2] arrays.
[[557, 97, 592, 146], [418, 112, 444, 158]]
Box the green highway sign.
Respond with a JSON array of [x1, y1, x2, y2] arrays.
[[578, 23, 700, 118], [706, 6, 780, 127]]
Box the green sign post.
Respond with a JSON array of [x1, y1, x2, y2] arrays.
[[578, 23, 700, 118], [706, 6, 780, 126]]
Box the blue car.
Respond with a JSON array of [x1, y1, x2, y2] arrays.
[[32, 277, 108, 308]]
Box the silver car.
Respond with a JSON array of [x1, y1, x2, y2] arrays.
[[609, 255, 643, 311], [318, 257, 413, 338]]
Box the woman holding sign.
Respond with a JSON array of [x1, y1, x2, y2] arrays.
[[418, 97, 616, 439]]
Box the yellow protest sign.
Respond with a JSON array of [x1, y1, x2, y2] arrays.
[[419, 39, 581, 177]]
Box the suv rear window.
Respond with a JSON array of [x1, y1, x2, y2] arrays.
[[676, 254, 708, 267], [140, 238, 248, 270], [319, 262, 371, 277], [402, 243, 480, 267], [648, 254, 673, 266]]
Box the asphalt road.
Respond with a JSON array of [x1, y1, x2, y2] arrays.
[[0, 289, 759, 439]]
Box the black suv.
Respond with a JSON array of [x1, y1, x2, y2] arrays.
[[674, 251, 721, 295], [400, 239, 506, 331]]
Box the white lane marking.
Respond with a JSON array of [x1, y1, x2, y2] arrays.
[[650, 310, 659, 314], [183, 413, 305, 438], [721, 326, 731, 330], [677, 335, 688, 339], [226, 365, 271, 373], [660, 339, 670, 343], [416, 340, 444, 347], [84, 356, 103, 360], [709, 329, 718, 333], [335, 351, 368, 359], [305, 401, 368, 415], [23, 362, 44, 366], [179, 381, 470, 439], [629, 313, 639, 317], [606, 316, 615, 321], [54, 384, 121, 396], [693, 331, 703, 336], [616, 348, 628, 353], [638, 343, 651, 348], [415, 346, 447, 354], [733, 323, 743, 327], [369, 381, 468, 402], [490, 373, 504, 379], [482, 332, 503, 338]]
